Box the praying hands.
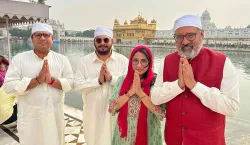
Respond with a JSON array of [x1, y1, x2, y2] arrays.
[[127, 71, 146, 98], [99, 62, 112, 84], [178, 56, 197, 90], [37, 60, 52, 84]]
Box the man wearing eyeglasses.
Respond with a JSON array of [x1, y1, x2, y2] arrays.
[[3, 23, 74, 145], [151, 15, 239, 145], [74, 26, 128, 145]]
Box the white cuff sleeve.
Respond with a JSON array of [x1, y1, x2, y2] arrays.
[[58, 78, 73, 92], [191, 82, 209, 99], [92, 77, 101, 86], [110, 75, 119, 86], [164, 80, 184, 95], [14, 77, 31, 95]]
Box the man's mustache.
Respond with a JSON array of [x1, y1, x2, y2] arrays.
[[98, 45, 108, 48], [181, 43, 193, 50]]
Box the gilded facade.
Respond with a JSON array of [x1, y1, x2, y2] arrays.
[[113, 14, 157, 44]]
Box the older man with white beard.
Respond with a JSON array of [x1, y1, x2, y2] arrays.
[[151, 15, 240, 145], [74, 26, 128, 145]]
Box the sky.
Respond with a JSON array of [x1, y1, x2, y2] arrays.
[[19, 0, 250, 31]]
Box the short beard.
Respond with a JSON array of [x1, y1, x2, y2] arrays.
[[94, 44, 112, 55], [177, 41, 203, 59]]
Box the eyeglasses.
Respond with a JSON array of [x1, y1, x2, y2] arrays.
[[173, 30, 200, 42], [132, 58, 149, 67], [95, 38, 110, 44], [33, 33, 52, 39]]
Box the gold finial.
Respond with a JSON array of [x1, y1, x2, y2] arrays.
[[114, 17, 119, 24]]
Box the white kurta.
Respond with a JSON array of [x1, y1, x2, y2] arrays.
[[151, 57, 240, 117], [3, 50, 74, 145], [74, 51, 128, 145]]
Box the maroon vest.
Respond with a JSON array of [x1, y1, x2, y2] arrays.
[[163, 47, 226, 145]]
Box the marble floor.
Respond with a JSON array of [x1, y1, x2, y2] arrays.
[[0, 105, 86, 145]]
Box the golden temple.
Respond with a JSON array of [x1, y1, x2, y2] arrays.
[[113, 14, 157, 44]]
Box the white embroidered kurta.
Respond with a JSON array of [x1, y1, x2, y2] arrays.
[[74, 51, 128, 145], [3, 50, 74, 145], [151, 57, 240, 117]]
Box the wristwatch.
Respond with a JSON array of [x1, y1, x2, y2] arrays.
[[48, 77, 55, 85]]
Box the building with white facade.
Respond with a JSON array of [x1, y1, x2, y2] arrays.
[[155, 9, 250, 38], [65, 30, 82, 36], [201, 10, 217, 30]]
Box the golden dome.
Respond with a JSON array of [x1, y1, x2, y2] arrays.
[[130, 14, 147, 24], [114, 18, 119, 24], [151, 18, 157, 24]]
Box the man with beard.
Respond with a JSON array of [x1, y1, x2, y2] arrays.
[[3, 23, 74, 145], [74, 26, 128, 145], [151, 15, 239, 145]]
